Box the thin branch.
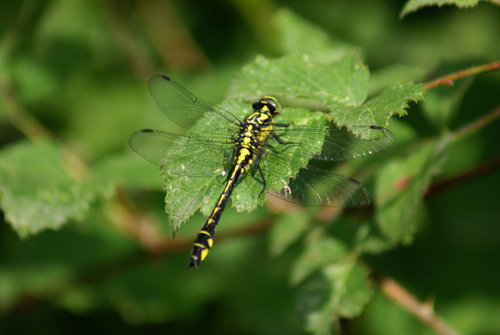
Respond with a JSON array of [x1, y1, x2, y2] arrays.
[[451, 106, 500, 143], [423, 61, 500, 90], [104, 2, 156, 80], [135, 0, 212, 72], [0, 81, 51, 141], [71, 219, 273, 289], [0, 80, 90, 179], [378, 276, 464, 335], [425, 154, 500, 198], [11, 218, 274, 309], [423, 106, 500, 197], [422, 106, 500, 197]]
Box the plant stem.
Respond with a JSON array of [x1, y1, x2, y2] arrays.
[[425, 154, 500, 198], [0, 80, 90, 179], [451, 106, 500, 143], [378, 276, 463, 335], [57, 219, 273, 294], [0, 81, 51, 140], [423, 61, 500, 90]]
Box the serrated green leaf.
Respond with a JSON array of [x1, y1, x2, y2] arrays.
[[227, 54, 424, 131], [375, 138, 450, 243], [0, 140, 97, 237], [341, 82, 425, 128], [162, 169, 220, 236], [297, 273, 340, 335], [354, 221, 394, 254], [369, 64, 428, 96], [227, 53, 368, 108], [296, 262, 372, 335], [334, 264, 373, 318], [291, 230, 349, 285], [273, 8, 358, 61], [400, 0, 497, 18]]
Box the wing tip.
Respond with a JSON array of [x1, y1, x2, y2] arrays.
[[148, 75, 171, 87], [347, 176, 362, 185]]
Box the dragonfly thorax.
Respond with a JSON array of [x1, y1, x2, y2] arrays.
[[232, 97, 281, 173]]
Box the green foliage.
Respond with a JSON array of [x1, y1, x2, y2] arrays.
[[0, 140, 100, 237], [162, 55, 422, 235], [400, 0, 499, 17], [229, 54, 425, 130], [1, 0, 500, 335], [376, 140, 449, 244]]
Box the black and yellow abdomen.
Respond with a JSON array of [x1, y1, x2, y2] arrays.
[[188, 96, 281, 269]]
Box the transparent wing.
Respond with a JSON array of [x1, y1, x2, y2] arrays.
[[129, 129, 235, 177], [273, 125, 396, 162], [254, 147, 371, 207], [268, 166, 371, 207], [148, 75, 241, 131], [243, 125, 393, 207]]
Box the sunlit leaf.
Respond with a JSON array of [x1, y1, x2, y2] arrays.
[[369, 64, 428, 96], [0, 140, 98, 237], [295, 251, 372, 335], [152, 55, 423, 234], [400, 0, 497, 18], [290, 229, 349, 285], [375, 138, 449, 242], [228, 54, 424, 131]]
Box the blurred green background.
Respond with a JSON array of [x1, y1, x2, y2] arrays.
[[1, 0, 500, 334]]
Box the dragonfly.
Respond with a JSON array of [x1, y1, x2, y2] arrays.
[[129, 75, 396, 269]]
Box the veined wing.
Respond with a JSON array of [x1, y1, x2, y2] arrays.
[[270, 166, 371, 207], [129, 129, 235, 177], [148, 75, 242, 132], [272, 125, 395, 162], [242, 126, 393, 206], [253, 146, 371, 207]]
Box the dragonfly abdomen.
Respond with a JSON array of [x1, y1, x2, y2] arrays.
[[188, 164, 244, 268]]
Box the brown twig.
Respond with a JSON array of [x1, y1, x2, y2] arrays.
[[424, 106, 500, 197], [423, 61, 500, 90], [378, 276, 464, 335], [136, 0, 212, 72], [74, 218, 273, 287], [451, 106, 500, 143], [0, 79, 90, 179], [105, 2, 156, 80], [426, 154, 500, 198]]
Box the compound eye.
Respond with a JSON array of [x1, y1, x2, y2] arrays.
[[267, 100, 277, 111]]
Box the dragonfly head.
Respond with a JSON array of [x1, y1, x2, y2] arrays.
[[253, 96, 282, 117]]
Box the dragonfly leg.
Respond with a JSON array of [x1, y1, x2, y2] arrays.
[[272, 133, 301, 145], [257, 164, 267, 198]]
